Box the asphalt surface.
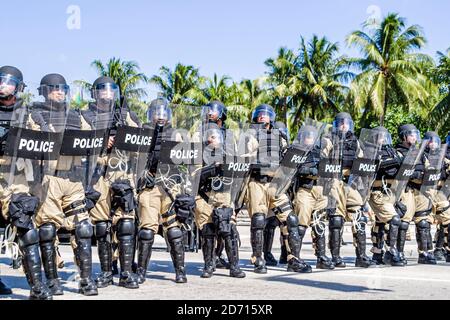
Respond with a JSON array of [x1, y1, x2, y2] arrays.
[[1, 224, 449, 300]]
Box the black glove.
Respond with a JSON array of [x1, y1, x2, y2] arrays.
[[410, 170, 423, 180], [85, 186, 101, 211], [173, 194, 196, 223], [394, 201, 407, 218], [9, 193, 40, 230]]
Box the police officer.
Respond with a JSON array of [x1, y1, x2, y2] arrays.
[[245, 104, 311, 274], [195, 123, 246, 279], [368, 127, 404, 266], [292, 125, 335, 269], [422, 132, 450, 262], [136, 98, 194, 284], [0, 66, 25, 296], [203, 101, 231, 269], [88, 76, 142, 289], [322, 112, 374, 268], [396, 124, 436, 264], [29, 73, 98, 296]]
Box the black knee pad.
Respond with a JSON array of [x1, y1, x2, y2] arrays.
[[75, 220, 94, 239], [266, 215, 279, 229], [95, 221, 111, 240], [167, 227, 183, 242], [251, 213, 266, 230], [417, 220, 430, 231], [18, 228, 39, 247], [298, 225, 307, 238], [138, 228, 155, 241], [201, 223, 216, 237], [286, 213, 299, 231], [39, 223, 56, 243], [329, 216, 344, 230], [117, 219, 135, 239], [399, 221, 410, 231], [389, 216, 401, 227]]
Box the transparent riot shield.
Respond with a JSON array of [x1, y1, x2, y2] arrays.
[[317, 125, 343, 212], [270, 118, 326, 197], [57, 87, 117, 209], [421, 143, 447, 202], [155, 105, 203, 249], [346, 128, 383, 230], [391, 141, 428, 201], [3, 87, 69, 228]]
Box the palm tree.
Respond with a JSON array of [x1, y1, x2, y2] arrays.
[[150, 63, 204, 104], [429, 48, 450, 133], [91, 58, 149, 99], [289, 35, 349, 130], [265, 47, 298, 123], [346, 13, 432, 126], [201, 73, 232, 105]]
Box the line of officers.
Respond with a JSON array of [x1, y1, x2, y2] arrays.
[[0, 65, 449, 300]]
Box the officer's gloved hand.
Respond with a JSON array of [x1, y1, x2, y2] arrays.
[[410, 170, 423, 180], [309, 167, 319, 177], [173, 194, 196, 223], [394, 201, 407, 218], [85, 186, 101, 211]]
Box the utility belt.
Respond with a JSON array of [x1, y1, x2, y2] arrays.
[[415, 209, 432, 218], [295, 177, 317, 191], [250, 171, 273, 183], [408, 181, 421, 191]]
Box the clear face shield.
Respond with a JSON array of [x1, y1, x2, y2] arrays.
[[377, 131, 392, 146], [207, 104, 224, 123], [40, 84, 70, 104], [147, 105, 172, 127], [333, 118, 354, 134], [92, 83, 120, 111], [0, 75, 21, 98], [426, 136, 441, 152], [297, 129, 318, 147], [404, 129, 422, 146]]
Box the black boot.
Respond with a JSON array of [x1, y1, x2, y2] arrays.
[[95, 222, 114, 288], [329, 215, 346, 268], [250, 214, 267, 274], [397, 221, 409, 265], [215, 237, 230, 269], [371, 222, 385, 265], [39, 224, 63, 296], [19, 229, 52, 300], [137, 229, 155, 284], [354, 229, 374, 268], [286, 219, 312, 273], [434, 225, 447, 261], [383, 217, 404, 267], [263, 217, 278, 266], [426, 226, 437, 264], [200, 224, 216, 278], [117, 219, 139, 289], [75, 221, 98, 296], [279, 242, 288, 264], [168, 227, 187, 283], [312, 228, 335, 270], [416, 220, 436, 265], [224, 225, 246, 278]]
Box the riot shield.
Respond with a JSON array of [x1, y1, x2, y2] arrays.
[[391, 141, 428, 201], [270, 118, 326, 197], [317, 125, 343, 212], [58, 87, 117, 191], [155, 105, 203, 248], [421, 143, 447, 201], [3, 88, 69, 229]]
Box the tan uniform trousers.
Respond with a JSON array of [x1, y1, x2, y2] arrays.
[[292, 185, 327, 227], [369, 190, 397, 224], [138, 185, 181, 233], [194, 191, 236, 231], [401, 188, 434, 224]]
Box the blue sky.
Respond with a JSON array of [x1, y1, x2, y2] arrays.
[[2, 0, 449, 99]]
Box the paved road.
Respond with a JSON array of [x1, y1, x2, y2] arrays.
[[1, 224, 449, 300]]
